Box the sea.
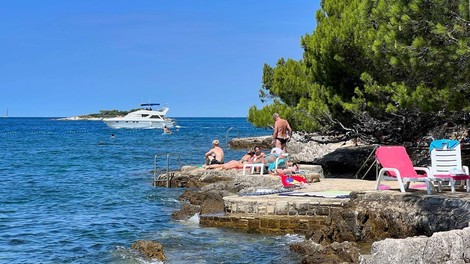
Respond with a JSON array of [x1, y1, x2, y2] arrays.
[[0, 117, 303, 264]]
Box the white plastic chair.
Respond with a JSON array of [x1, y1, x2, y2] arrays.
[[428, 140, 470, 192]]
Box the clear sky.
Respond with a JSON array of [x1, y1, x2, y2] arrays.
[[0, 1, 320, 117]]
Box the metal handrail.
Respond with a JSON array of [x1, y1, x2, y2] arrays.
[[354, 145, 379, 179], [226, 127, 240, 146], [153, 153, 182, 187]]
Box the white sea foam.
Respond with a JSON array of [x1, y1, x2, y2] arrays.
[[283, 233, 304, 243], [186, 213, 200, 225], [175, 213, 200, 226]]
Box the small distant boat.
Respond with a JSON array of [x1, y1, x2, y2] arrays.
[[2, 108, 8, 118], [103, 103, 175, 129]]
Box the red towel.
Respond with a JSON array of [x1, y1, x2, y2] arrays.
[[279, 174, 307, 187]]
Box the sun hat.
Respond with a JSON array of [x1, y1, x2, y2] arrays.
[[212, 139, 219, 145]]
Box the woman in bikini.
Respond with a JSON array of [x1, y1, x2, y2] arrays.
[[205, 149, 255, 170]]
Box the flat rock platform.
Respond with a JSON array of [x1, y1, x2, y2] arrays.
[[200, 177, 470, 235], [223, 178, 404, 215]]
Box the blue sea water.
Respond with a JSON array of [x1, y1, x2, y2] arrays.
[[0, 117, 303, 263]]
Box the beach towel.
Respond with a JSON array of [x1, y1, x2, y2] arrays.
[[278, 190, 351, 198], [429, 139, 460, 152], [279, 174, 307, 187], [239, 188, 294, 196]]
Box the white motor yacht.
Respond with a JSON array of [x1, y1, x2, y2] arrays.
[[103, 104, 175, 129]]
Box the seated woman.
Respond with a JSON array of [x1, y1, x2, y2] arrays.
[[205, 149, 255, 170]]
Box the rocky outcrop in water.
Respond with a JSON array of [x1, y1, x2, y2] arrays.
[[166, 167, 286, 220], [131, 240, 166, 261], [229, 136, 272, 149]]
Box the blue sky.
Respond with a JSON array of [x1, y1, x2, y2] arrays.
[[0, 1, 320, 117]]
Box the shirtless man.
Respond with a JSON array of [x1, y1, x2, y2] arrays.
[[205, 139, 224, 165], [272, 113, 292, 151]]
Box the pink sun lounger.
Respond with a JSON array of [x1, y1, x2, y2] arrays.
[[375, 146, 433, 194]]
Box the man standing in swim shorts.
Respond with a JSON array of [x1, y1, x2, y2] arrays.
[[272, 113, 292, 151]]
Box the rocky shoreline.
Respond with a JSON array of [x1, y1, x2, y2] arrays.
[[151, 135, 470, 264]]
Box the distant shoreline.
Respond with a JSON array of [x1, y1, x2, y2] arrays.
[[56, 116, 103, 121], [3, 116, 249, 119], [57, 116, 248, 120]]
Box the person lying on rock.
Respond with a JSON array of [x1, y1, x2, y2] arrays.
[[273, 162, 300, 175], [205, 149, 255, 170]]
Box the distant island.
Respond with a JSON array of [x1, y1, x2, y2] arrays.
[[58, 109, 137, 120]]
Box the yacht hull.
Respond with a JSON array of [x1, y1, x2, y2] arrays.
[[102, 106, 175, 129], [103, 119, 174, 129]]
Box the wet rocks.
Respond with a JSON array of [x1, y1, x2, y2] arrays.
[[171, 203, 200, 220], [166, 167, 284, 220], [131, 240, 166, 261]]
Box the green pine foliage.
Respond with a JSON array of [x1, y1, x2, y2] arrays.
[[248, 0, 470, 133]]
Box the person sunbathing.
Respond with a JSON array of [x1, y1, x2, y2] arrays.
[[205, 150, 255, 170], [252, 146, 267, 163], [273, 162, 300, 175], [263, 147, 287, 173], [265, 147, 283, 163], [249, 146, 267, 173]]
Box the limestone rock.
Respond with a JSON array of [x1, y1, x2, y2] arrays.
[[229, 136, 272, 149], [200, 190, 225, 215], [291, 240, 361, 264], [170, 170, 284, 219], [131, 240, 166, 261], [171, 203, 200, 220], [229, 134, 374, 178], [295, 192, 470, 263], [308, 146, 377, 179], [304, 173, 321, 183], [155, 167, 239, 188], [360, 225, 470, 264]]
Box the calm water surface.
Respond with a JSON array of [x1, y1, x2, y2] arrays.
[[0, 117, 302, 263]]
